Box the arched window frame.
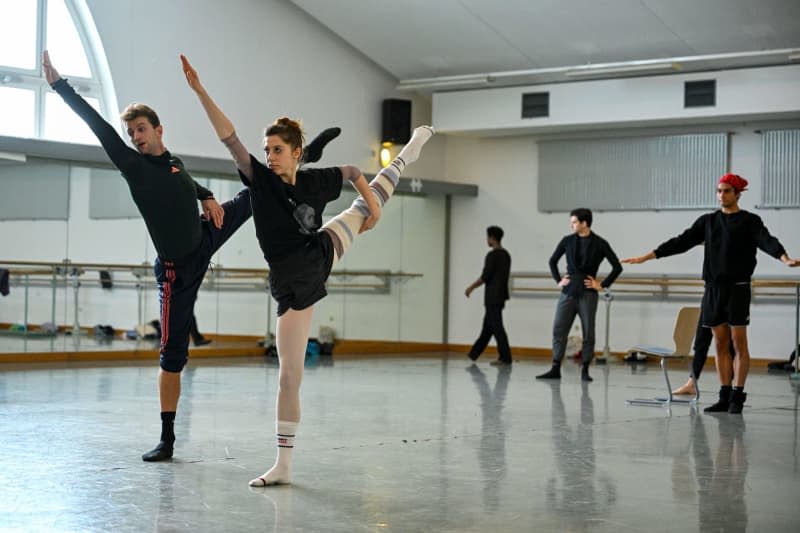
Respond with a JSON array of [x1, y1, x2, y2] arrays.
[[0, 0, 119, 139]]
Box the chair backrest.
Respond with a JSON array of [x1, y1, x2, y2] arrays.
[[672, 306, 701, 356]]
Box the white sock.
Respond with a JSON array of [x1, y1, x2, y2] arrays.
[[249, 420, 297, 487], [321, 126, 434, 266], [380, 125, 435, 184], [397, 125, 435, 166]]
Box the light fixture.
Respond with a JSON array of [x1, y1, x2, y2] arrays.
[[565, 62, 681, 78], [396, 75, 491, 92], [380, 146, 392, 167], [0, 151, 26, 162], [397, 48, 799, 92]]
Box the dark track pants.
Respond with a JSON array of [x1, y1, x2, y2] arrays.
[[154, 189, 251, 372]]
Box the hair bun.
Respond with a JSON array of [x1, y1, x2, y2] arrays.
[[265, 117, 305, 150], [275, 116, 302, 130]]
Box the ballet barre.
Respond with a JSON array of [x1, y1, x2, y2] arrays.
[[0, 260, 423, 341], [509, 271, 799, 368]]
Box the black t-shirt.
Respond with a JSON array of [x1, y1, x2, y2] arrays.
[[654, 210, 787, 284], [242, 157, 343, 263], [52, 79, 214, 261], [481, 248, 512, 305]]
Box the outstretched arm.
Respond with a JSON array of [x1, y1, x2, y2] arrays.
[[42, 50, 61, 86], [621, 250, 656, 264], [180, 54, 253, 182], [180, 54, 234, 140], [752, 218, 797, 266], [623, 216, 706, 264], [43, 51, 139, 173], [780, 254, 800, 267]]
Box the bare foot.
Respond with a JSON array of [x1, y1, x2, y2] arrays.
[[672, 380, 696, 395]]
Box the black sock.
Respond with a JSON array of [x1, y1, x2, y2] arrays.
[[301, 127, 341, 165], [160, 411, 176, 444]]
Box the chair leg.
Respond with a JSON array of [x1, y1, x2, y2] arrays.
[[661, 357, 673, 404]]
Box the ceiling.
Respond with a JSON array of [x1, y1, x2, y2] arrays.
[[290, 0, 800, 91]]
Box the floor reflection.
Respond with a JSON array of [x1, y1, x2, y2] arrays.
[[697, 415, 749, 533], [467, 363, 510, 511], [545, 381, 617, 530]]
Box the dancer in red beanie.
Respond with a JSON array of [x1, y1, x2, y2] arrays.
[[622, 173, 798, 414]]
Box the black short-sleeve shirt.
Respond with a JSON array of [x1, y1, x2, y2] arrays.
[[242, 157, 343, 263], [481, 248, 512, 305]]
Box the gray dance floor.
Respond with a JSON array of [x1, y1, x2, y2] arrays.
[[1, 355, 798, 532]]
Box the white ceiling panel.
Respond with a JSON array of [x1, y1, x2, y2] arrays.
[[643, 0, 800, 53], [460, 0, 696, 68], [291, 0, 800, 86]]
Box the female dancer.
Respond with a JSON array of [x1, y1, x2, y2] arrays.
[[181, 55, 434, 485]]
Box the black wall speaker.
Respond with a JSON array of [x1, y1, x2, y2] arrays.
[[382, 99, 412, 144]]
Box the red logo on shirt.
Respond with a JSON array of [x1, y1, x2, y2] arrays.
[[170, 166, 180, 173]]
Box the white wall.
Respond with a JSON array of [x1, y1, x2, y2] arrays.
[[433, 65, 800, 134], [86, 0, 404, 171], [2, 0, 797, 357], [0, 0, 448, 341], [445, 126, 800, 359]]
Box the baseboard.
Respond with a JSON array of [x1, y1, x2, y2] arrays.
[[0, 322, 787, 367]]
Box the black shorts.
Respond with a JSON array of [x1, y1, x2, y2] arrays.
[[701, 282, 751, 328], [268, 232, 335, 316]]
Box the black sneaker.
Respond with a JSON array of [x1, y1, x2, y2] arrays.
[[704, 386, 732, 413], [704, 400, 730, 413], [728, 390, 747, 414]]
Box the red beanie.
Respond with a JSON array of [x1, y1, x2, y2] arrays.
[[719, 173, 748, 193]]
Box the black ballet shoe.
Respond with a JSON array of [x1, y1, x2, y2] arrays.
[[537, 366, 561, 380], [301, 127, 341, 165], [142, 441, 174, 462]]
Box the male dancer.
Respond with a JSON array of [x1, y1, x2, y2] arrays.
[[465, 226, 513, 366], [537, 208, 622, 382], [43, 51, 336, 460], [623, 174, 798, 413]]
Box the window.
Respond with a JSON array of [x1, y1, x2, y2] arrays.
[[0, 0, 116, 142], [761, 129, 800, 209], [538, 133, 728, 212]]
